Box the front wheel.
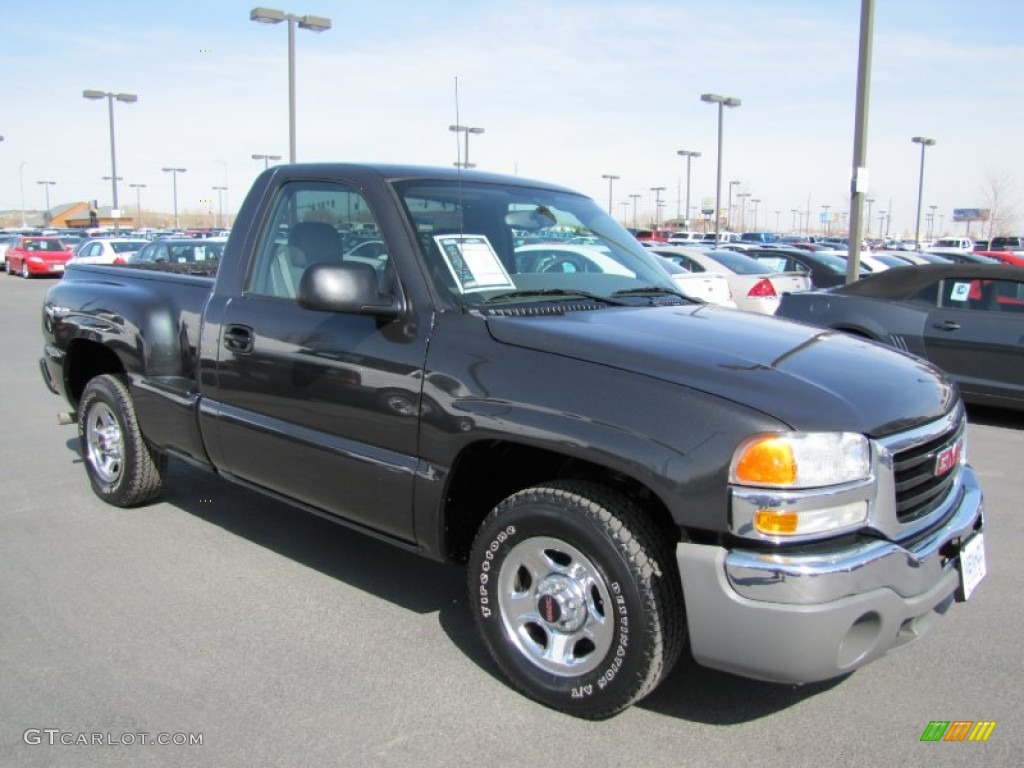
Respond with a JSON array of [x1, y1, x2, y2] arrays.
[[21, 262, 31, 279], [468, 481, 685, 718], [77, 374, 166, 507]]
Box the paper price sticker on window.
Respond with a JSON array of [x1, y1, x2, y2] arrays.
[[950, 282, 972, 302], [435, 234, 515, 293]]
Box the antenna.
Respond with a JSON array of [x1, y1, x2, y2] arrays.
[[452, 76, 462, 169]]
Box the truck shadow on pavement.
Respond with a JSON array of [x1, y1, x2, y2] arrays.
[[64, 438, 848, 723]]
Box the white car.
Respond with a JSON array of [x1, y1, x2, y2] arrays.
[[667, 231, 705, 245], [655, 256, 736, 307], [71, 238, 149, 265], [651, 246, 811, 315]]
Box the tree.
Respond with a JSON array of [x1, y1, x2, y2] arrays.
[[980, 169, 1020, 239]]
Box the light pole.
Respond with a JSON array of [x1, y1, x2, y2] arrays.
[[19, 161, 27, 228], [700, 93, 741, 243], [83, 89, 138, 231], [629, 193, 641, 230], [250, 7, 332, 163], [774, 210, 781, 232], [865, 198, 875, 241], [928, 204, 938, 241], [676, 150, 701, 229], [751, 198, 761, 230], [601, 174, 620, 215], [618, 200, 629, 223], [213, 186, 228, 229], [728, 180, 740, 231], [791, 208, 799, 233], [449, 125, 484, 168], [737, 192, 753, 231], [252, 153, 282, 169], [37, 180, 56, 217], [650, 187, 666, 230], [162, 167, 187, 230], [129, 183, 147, 228], [911, 136, 936, 251]]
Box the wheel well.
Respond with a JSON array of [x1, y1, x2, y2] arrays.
[[443, 441, 678, 562], [66, 339, 125, 407]]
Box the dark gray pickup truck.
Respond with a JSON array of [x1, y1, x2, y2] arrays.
[[40, 164, 985, 718]]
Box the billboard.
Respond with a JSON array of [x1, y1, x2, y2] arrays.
[[952, 208, 990, 222]]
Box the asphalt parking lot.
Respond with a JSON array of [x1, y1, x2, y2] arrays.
[[1, 274, 1021, 767]]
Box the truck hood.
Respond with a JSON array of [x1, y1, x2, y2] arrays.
[[485, 304, 956, 436]]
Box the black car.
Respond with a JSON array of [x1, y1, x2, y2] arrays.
[[923, 250, 1002, 265], [737, 246, 866, 288], [777, 263, 1024, 410]]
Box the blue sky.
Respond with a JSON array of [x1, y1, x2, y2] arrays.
[[3, 0, 1023, 236]]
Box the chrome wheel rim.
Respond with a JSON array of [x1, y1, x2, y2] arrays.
[[85, 403, 123, 484], [497, 536, 614, 677]]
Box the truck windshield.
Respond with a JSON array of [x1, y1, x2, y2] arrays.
[[394, 180, 682, 308]]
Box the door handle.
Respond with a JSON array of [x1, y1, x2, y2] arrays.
[[932, 320, 960, 331], [223, 325, 254, 354]]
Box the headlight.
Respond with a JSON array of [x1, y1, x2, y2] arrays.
[[28, 256, 44, 263], [730, 432, 870, 489]]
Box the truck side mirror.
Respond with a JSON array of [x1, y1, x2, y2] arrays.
[[297, 262, 401, 318]]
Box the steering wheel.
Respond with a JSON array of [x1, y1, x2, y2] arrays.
[[540, 257, 580, 273]]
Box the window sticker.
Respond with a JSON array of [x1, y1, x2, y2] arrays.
[[949, 281, 971, 303], [434, 234, 515, 293]]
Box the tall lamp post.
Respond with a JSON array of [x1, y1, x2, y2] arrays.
[[676, 150, 701, 229], [928, 204, 938, 240], [250, 7, 332, 163], [601, 174, 619, 215], [629, 193, 641, 230], [82, 89, 138, 230], [649, 187, 666, 230], [37, 180, 56, 218], [911, 136, 936, 251], [213, 186, 228, 228], [751, 198, 761, 230], [252, 153, 282, 169], [727, 180, 740, 231], [129, 183, 147, 228], [162, 167, 187, 230], [736, 192, 750, 231], [700, 93, 741, 243], [449, 125, 484, 168], [865, 198, 875, 241]]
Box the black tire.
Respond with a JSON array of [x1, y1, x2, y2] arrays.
[[77, 374, 166, 507], [468, 480, 684, 719], [21, 262, 31, 279]]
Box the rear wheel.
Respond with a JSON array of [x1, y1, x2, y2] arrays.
[[468, 480, 684, 718], [78, 374, 166, 507]]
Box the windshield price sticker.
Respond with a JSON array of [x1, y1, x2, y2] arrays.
[[435, 234, 515, 293], [960, 533, 986, 601]]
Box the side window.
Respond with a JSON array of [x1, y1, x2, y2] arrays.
[[994, 279, 1024, 312], [907, 281, 940, 307], [246, 181, 389, 300]]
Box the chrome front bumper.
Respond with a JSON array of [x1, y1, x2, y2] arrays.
[[676, 464, 984, 684]]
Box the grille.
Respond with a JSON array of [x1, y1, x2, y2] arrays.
[[890, 416, 965, 523]]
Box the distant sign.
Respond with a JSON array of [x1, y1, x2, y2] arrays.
[[701, 197, 715, 215], [952, 208, 990, 222]]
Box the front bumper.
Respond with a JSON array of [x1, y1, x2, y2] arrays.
[[677, 464, 984, 684]]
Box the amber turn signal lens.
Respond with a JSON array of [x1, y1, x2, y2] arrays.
[[734, 437, 797, 486], [753, 510, 799, 535]]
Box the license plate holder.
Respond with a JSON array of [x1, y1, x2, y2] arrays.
[[957, 532, 986, 602]]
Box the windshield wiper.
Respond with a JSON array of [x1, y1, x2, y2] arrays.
[[482, 288, 629, 306], [611, 286, 691, 301]]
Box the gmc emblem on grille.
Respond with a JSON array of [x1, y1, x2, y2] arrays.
[[935, 441, 962, 477]]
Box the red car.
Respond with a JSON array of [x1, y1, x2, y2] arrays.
[[976, 250, 1024, 267], [5, 237, 73, 278]]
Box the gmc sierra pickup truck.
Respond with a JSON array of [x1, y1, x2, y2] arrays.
[[40, 163, 985, 718]]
